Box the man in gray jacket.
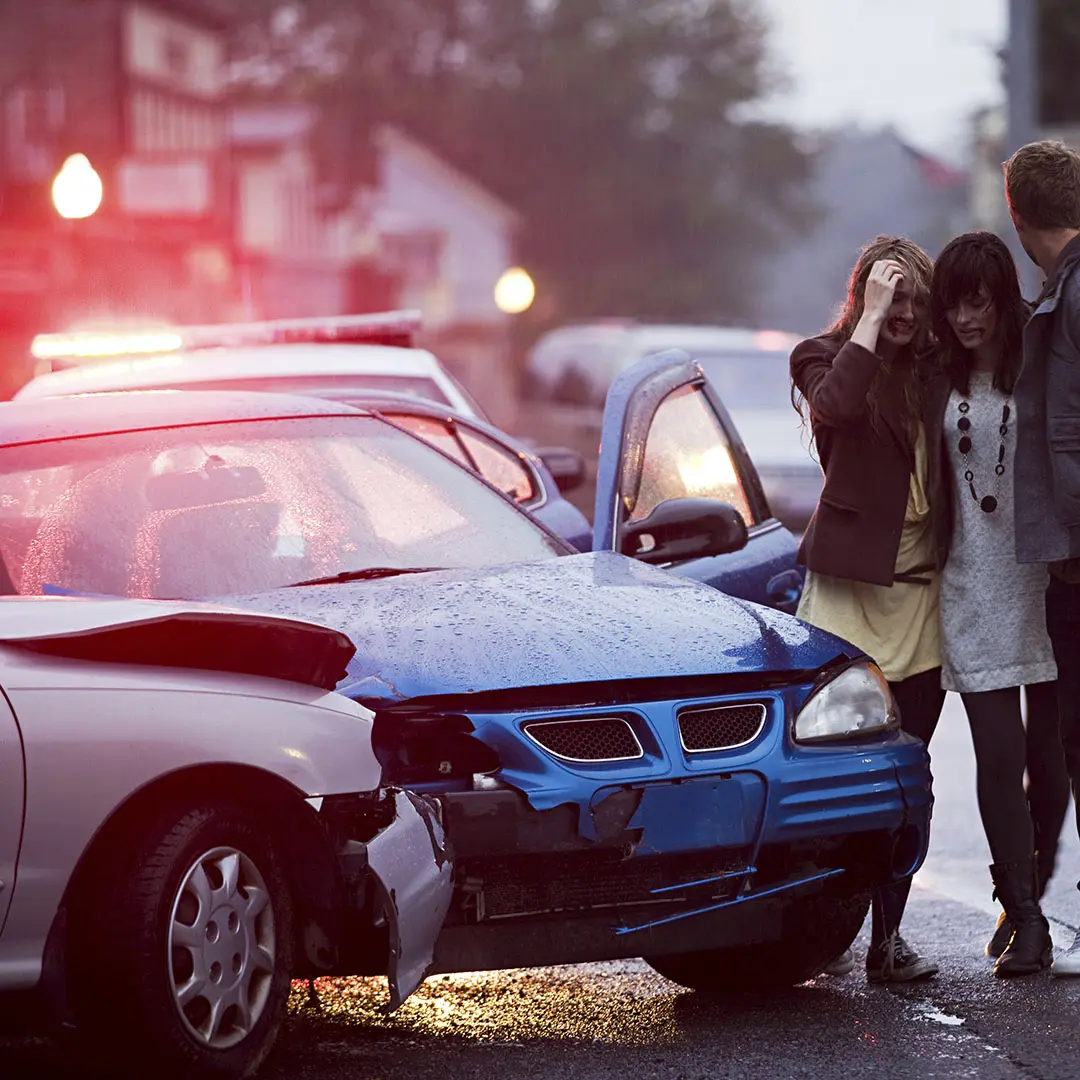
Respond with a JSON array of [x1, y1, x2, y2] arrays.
[[1007, 139, 1080, 976]]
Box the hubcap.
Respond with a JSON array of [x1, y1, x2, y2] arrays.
[[167, 846, 276, 1050]]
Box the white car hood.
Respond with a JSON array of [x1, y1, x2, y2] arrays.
[[0, 596, 355, 690]]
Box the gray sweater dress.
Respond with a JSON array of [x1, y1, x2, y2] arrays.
[[940, 370, 1057, 693]]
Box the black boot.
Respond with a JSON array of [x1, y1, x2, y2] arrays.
[[987, 847, 1057, 959], [990, 862, 1052, 978]]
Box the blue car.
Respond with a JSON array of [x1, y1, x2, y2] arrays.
[[0, 364, 929, 1017]]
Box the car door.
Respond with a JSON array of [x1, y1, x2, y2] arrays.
[[0, 685, 24, 935], [592, 350, 803, 612]]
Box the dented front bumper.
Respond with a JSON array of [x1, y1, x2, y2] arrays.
[[425, 731, 931, 974], [330, 789, 453, 1009]]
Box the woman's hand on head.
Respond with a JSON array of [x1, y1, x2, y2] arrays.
[[862, 260, 905, 322], [849, 259, 905, 355]]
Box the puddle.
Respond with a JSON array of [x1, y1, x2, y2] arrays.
[[911, 1002, 965, 1027]]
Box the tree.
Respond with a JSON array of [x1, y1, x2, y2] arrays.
[[229, 0, 815, 326]]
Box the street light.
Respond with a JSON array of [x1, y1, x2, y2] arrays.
[[494, 267, 536, 314], [52, 154, 103, 220]]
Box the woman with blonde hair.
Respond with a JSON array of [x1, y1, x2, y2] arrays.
[[791, 235, 950, 982]]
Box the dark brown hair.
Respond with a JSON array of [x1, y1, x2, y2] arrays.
[[1004, 140, 1080, 231], [931, 231, 1026, 396], [794, 235, 934, 444]]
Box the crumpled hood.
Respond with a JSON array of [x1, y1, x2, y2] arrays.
[[225, 552, 856, 704]]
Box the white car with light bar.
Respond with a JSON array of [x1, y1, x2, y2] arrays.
[[525, 321, 823, 529], [22, 310, 487, 422], [0, 596, 451, 1079]]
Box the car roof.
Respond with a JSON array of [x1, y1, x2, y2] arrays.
[[0, 389, 372, 447], [16, 343, 449, 400], [532, 321, 800, 354]]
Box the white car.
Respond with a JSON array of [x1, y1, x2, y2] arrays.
[[20, 311, 487, 422], [0, 597, 451, 1078], [525, 322, 823, 528]]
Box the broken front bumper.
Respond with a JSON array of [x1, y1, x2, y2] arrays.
[[427, 731, 931, 974]]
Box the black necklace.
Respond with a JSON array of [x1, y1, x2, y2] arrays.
[[957, 394, 1010, 514]]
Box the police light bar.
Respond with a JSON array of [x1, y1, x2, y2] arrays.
[[31, 310, 423, 362]]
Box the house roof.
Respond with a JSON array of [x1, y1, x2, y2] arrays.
[[374, 125, 521, 229]]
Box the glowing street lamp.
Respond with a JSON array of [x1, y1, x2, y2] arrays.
[[494, 267, 536, 315], [52, 154, 103, 220]]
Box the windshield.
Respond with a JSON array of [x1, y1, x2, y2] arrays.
[[692, 351, 793, 411], [0, 416, 564, 600]]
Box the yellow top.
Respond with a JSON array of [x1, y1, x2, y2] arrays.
[[796, 425, 940, 683]]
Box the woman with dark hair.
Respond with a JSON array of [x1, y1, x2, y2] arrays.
[[791, 235, 949, 983], [930, 230, 1068, 977]]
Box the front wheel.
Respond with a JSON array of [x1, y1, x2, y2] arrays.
[[73, 803, 294, 1079], [644, 889, 870, 993]]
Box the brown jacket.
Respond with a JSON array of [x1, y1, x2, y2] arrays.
[[791, 335, 951, 587]]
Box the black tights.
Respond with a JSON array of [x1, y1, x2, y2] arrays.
[[871, 667, 945, 946], [963, 682, 1067, 867]]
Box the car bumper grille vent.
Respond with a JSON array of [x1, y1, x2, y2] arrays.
[[677, 703, 767, 752], [522, 716, 642, 762]]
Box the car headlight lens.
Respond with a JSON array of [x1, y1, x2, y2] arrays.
[[793, 661, 898, 743]]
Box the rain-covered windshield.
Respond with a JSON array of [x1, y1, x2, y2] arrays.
[[0, 415, 564, 600]]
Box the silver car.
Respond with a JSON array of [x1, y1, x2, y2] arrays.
[[0, 597, 451, 1078]]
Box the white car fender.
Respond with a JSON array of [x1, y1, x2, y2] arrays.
[[0, 648, 378, 990]]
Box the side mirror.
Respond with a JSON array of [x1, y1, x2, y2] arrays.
[[620, 498, 749, 564], [536, 446, 587, 493]]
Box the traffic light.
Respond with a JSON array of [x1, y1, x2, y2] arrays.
[[1038, 0, 1080, 125]]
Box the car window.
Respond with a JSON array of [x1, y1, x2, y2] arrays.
[[630, 384, 755, 527], [0, 416, 564, 601], [457, 429, 537, 505], [385, 414, 471, 467]]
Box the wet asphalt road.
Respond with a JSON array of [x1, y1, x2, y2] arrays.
[[6, 692, 1080, 1079]]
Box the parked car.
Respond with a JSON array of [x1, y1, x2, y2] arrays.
[[525, 321, 823, 529], [22, 310, 489, 421], [0, 377, 932, 1011], [0, 596, 451, 1077]]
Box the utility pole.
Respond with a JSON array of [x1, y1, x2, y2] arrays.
[[1005, 0, 1043, 296]]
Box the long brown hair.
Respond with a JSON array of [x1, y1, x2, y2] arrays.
[[794, 235, 934, 445]]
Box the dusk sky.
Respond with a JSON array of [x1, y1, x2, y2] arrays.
[[756, 0, 1008, 159]]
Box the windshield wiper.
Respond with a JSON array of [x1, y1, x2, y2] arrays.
[[284, 567, 445, 588]]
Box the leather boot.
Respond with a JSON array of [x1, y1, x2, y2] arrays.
[[990, 862, 1052, 977], [987, 847, 1057, 959]]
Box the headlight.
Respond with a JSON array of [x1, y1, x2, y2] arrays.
[[793, 661, 898, 744]]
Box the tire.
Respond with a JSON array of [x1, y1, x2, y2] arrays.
[[72, 803, 294, 1080], [644, 889, 870, 993]]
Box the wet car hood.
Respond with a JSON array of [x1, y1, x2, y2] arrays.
[[224, 553, 856, 705]]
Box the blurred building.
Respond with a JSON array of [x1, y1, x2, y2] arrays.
[[755, 127, 970, 335], [0, 0, 236, 354], [227, 111, 523, 426]]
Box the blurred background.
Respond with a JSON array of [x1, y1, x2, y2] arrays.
[[0, 0, 1075, 441]]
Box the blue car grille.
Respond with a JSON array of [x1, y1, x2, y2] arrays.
[[522, 716, 643, 762], [677, 703, 767, 752]]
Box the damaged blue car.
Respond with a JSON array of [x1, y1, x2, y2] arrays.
[[0, 351, 931, 1001]]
